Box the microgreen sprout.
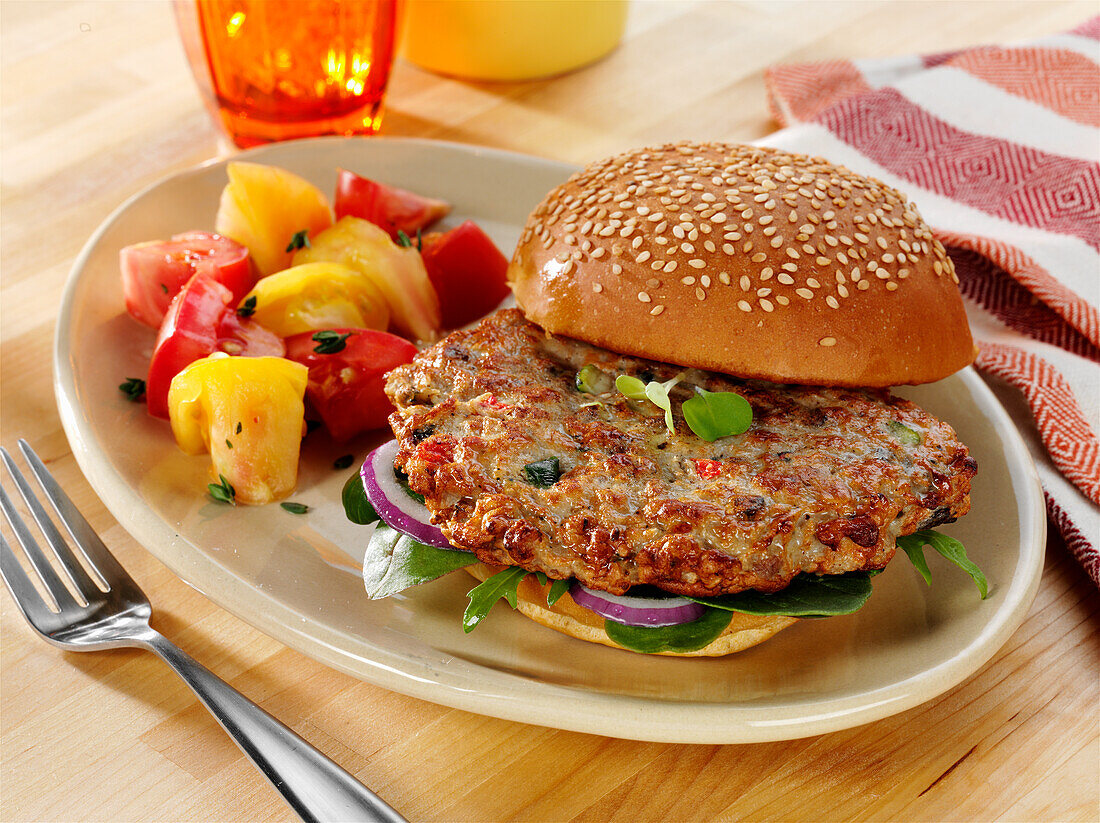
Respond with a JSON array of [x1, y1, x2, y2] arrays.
[[617, 373, 683, 433], [682, 389, 753, 442]]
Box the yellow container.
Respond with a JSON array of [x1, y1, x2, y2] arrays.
[[400, 0, 628, 81]]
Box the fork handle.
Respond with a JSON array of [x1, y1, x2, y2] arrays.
[[136, 629, 406, 823]]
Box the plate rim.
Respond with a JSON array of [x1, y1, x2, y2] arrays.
[[53, 135, 1047, 744]]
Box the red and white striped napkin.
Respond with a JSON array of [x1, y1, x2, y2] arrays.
[[762, 18, 1100, 585]]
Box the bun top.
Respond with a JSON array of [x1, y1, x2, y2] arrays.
[[508, 142, 975, 386]]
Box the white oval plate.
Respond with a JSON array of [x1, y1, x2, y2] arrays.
[[55, 137, 1045, 744]]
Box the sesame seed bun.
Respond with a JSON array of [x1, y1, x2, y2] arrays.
[[466, 564, 797, 657], [509, 142, 975, 387]]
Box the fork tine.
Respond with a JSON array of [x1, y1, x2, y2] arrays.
[[2, 447, 103, 601], [15, 441, 144, 600], [0, 532, 58, 631], [0, 480, 76, 612]]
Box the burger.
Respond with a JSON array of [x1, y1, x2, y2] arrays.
[[348, 142, 987, 656]]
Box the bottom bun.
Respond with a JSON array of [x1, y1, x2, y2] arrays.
[[467, 564, 797, 657]]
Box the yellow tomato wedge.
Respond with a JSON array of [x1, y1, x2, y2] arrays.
[[239, 262, 389, 337], [168, 354, 308, 505], [293, 217, 441, 343], [215, 162, 333, 277]]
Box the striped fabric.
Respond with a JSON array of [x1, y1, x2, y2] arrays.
[[763, 19, 1100, 586]]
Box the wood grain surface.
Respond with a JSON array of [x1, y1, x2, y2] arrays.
[[2, 2, 1098, 821]]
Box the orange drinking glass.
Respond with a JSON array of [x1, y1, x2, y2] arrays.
[[176, 0, 399, 148]]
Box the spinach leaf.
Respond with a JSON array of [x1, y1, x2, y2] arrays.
[[685, 570, 875, 616], [603, 607, 732, 654], [548, 578, 571, 606], [393, 466, 426, 504], [897, 530, 988, 599], [363, 522, 475, 599], [463, 566, 529, 632], [523, 457, 561, 487], [682, 389, 753, 442], [342, 471, 378, 525]]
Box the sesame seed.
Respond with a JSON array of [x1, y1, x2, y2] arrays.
[[700, 275, 712, 287], [592, 283, 603, 293], [760, 267, 774, 280], [933, 260, 943, 275], [704, 240, 716, 252], [751, 252, 766, 263], [681, 242, 694, 253], [851, 267, 861, 281], [739, 275, 751, 291], [898, 268, 910, 279], [806, 278, 821, 288], [857, 280, 870, 290], [650, 304, 665, 315], [737, 300, 752, 312], [663, 260, 677, 273], [636, 251, 651, 263], [646, 278, 660, 288], [777, 273, 794, 285], [818, 336, 837, 347], [638, 291, 652, 303], [612, 263, 622, 275], [673, 225, 685, 239], [786, 248, 800, 260], [591, 247, 605, 258], [681, 276, 696, 285], [782, 262, 798, 273], [886, 281, 899, 291], [562, 259, 575, 274], [632, 236, 644, 249], [697, 288, 707, 301], [796, 288, 814, 299], [776, 295, 790, 306], [826, 296, 839, 308]]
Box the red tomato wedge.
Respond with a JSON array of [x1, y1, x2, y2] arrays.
[[120, 232, 254, 328], [421, 221, 510, 329], [284, 328, 418, 441], [146, 273, 283, 418], [334, 169, 450, 241]]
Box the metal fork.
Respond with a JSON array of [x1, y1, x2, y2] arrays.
[[0, 440, 406, 823]]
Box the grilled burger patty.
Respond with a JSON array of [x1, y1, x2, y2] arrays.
[[385, 309, 976, 597]]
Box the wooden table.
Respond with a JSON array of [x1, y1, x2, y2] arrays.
[[3, 2, 1097, 820]]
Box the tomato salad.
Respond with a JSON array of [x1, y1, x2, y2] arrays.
[[119, 162, 510, 506]]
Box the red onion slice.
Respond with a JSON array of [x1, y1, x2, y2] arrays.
[[360, 439, 454, 548], [569, 582, 706, 627]]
